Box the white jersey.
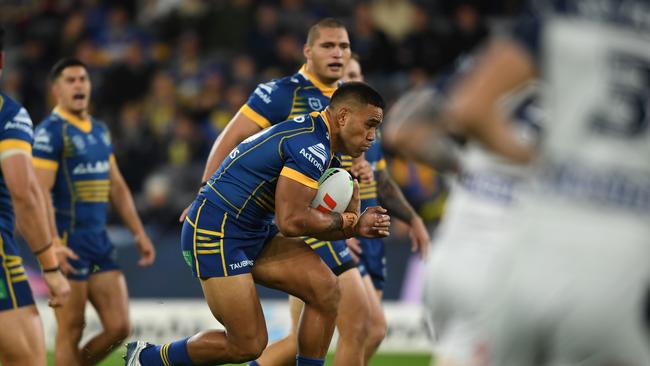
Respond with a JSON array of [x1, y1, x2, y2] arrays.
[[424, 85, 541, 364], [486, 1, 650, 365]]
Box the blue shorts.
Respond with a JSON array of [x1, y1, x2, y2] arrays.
[[181, 198, 279, 278], [304, 238, 356, 276], [62, 229, 119, 281], [357, 238, 386, 290], [0, 232, 35, 311]]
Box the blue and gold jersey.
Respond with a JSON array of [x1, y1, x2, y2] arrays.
[[337, 138, 387, 211], [240, 65, 337, 129], [203, 112, 332, 227], [32, 108, 114, 234], [0, 92, 34, 236]]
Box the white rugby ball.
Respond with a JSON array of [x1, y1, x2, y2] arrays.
[[311, 168, 354, 213]]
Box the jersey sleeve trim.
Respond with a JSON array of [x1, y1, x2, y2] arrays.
[[0, 139, 32, 155], [32, 157, 59, 170], [240, 105, 272, 129], [280, 166, 318, 189], [376, 158, 387, 171]]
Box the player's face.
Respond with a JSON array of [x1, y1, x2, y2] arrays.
[[53, 66, 91, 114], [306, 27, 351, 83], [339, 104, 382, 157], [342, 59, 363, 82]]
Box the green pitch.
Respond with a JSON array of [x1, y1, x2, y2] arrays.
[[48, 351, 433, 365]]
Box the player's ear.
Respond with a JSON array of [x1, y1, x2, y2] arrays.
[[337, 107, 350, 127], [303, 43, 311, 61]]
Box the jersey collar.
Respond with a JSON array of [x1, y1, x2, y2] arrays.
[[53, 107, 92, 133], [315, 110, 332, 140], [299, 65, 337, 98]]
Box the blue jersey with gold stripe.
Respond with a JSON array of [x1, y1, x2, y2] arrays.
[[204, 112, 332, 227], [0, 92, 34, 236], [33, 108, 113, 233], [240, 65, 337, 129], [337, 138, 386, 211]]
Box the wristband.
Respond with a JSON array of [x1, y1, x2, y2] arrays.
[[32, 242, 52, 256], [42, 265, 60, 273]]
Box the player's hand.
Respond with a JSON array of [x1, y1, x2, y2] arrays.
[[345, 180, 360, 216], [43, 270, 70, 308], [345, 237, 362, 261], [355, 206, 390, 238], [350, 156, 373, 184], [135, 234, 156, 267], [409, 216, 430, 259], [179, 204, 191, 223], [53, 237, 78, 275]]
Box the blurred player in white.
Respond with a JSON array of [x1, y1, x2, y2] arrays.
[[443, 0, 650, 364], [384, 68, 542, 366]]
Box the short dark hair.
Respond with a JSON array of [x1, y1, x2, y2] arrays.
[[330, 82, 385, 111], [306, 18, 347, 45], [0, 25, 4, 53], [49, 58, 88, 81]]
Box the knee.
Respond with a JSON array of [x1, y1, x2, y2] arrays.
[[367, 312, 387, 348], [105, 319, 132, 343], [310, 274, 340, 315], [229, 334, 268, 363]]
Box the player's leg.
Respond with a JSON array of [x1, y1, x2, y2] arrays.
[[362, 276, 386, 365], [253, 295, 303, 366], [252, 235, 340, 365], [82, 270, 130, 365], [0, 306, 46, 366], [331, 267, 370, 366], [54, 279, 88, 366]]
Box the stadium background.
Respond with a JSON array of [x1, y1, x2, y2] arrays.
[[1, 1, 523, 364]]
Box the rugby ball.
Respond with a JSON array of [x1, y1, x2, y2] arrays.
[[311, 168, 354, 213]]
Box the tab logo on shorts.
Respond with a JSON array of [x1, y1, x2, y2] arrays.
[[72, 160, 110, 175], [300, 143, 327, 171]]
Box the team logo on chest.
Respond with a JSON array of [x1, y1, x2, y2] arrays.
[[308, 97, 323, 111], [71, 135, 86, 154]]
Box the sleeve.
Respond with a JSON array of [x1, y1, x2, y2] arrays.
[[509, 2, 543, 65], [0, 107, 34, 160], [32, 121, 63, 171], [279, 136, 328, 190], [239, 80, 293, 129]]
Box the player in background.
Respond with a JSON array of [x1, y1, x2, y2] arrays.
[[255, 54, 429, 366], [383, 67, 541, 366], [127, 82, 391, 366], [0, 25, 70, 366], [179, 19, 391, 366], [440, 1, 650, 364], [33, 58, 156, 366]]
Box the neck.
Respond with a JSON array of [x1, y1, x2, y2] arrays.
[[58, 105, 88, 120], [304, 64, 337, 88]]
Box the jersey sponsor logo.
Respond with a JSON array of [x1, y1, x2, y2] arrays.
[[4, 108, 34, 136], [229, 259, 254, 270], [254, 82, 275, 104], [308, 97, 323, 111], [72, 160, 110, 175], [300, 143, 327, 171]]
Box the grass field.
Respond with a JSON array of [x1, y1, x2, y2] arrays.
[[47, 351, 433, 365]]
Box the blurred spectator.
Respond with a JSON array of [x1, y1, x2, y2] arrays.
[[371, 0, 415, 42], [169, 31, 205, 105], [245, 4, 280, 70], [142, 70, 177, 141], [349, 2, 394, 74]]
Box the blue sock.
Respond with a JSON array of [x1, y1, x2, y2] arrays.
[[249, 361, 261, 366], [296, 355, 325, 366], [140, 338, 192, 366]]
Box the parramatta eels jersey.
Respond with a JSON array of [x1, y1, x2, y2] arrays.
[[0, 92, 34, 236], [240, 65, 337, 129], [32, 107, 114, 233], [203, 111, 333, 227]]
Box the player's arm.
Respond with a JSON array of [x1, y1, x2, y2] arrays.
[[2, 151, 70, 306], [446, 39, 536, 163], [275, 173, 389, 240], [376, 167, 429, 257], [201, 111, 263, 182], [108, 156, 155, 266], [33, 161, 78, 273]]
